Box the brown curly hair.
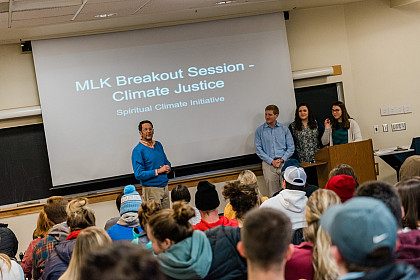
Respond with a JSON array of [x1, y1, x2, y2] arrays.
[[222, 181, 258, 220]]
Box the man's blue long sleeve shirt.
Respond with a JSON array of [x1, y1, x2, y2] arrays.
[[255, 121, 295, 165]]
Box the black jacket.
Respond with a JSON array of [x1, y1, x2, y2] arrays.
[[204, 226, 247, 280]]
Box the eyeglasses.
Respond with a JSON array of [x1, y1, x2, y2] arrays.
[[332, 109, 341, 112]]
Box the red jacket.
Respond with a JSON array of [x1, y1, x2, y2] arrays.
[[193, 216, 238, 231], [285, 242, 314, 280]]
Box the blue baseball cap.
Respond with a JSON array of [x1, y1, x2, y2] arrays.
[[320, 197, 397, 266]]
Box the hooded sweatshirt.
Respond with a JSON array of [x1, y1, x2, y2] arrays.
[[260, 189, 308, 230], [157, 230, 212, 279]]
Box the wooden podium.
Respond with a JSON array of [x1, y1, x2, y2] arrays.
[[314, 139, 377, 188]]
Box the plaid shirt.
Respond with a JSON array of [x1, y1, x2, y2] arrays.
[[32, 235, 58, 280]]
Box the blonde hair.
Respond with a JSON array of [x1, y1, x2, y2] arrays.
[[237, 170, 264, 205], [66, 198, 95, 231], [304, 189, 341, 280], [33, 209, 54, 238], [59, 227, 112, 280], [0, 254, 11, 276]]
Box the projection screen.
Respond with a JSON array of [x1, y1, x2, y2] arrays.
[[32, 12, 295, 187]]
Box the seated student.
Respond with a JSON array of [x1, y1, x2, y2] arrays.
[[104, 191, 123, 230], [285, 189, 341, 280], [147, 201, 212, 279], [0, 223, 19, 260], [224, 170, 268, 220], [355, 180, 420, 270], [59, 227, 112, 280], [329, 163, 359, 188], [395, 178, 420, 270], [193, 181, 238, 231], [21, 210, 54, 279], [132, 201, 162, 248], [222, 181, 259, 227], [236, 208, 294, 280], [0, 253, 24, 280], [325, 175, 356, 202], [261, 166, 308, 244], [42, 198, 95, 280], [321, 197, 420, 280], [399, 155, 420, 181], [107, 185, 142, 241], [171, 184, 201, 225], [272, 159, 318, 198], [33, 196, 69, 280], [80, 242, 165, 280]]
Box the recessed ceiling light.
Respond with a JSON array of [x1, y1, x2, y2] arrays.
[[216, 0, 235, 4], [94, 13, 117, 18]]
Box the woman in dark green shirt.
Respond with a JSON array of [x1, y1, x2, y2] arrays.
[[321, 101, 362, 146]]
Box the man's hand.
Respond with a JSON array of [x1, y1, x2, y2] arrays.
[[157, 165, 171, 174], [271, 159, 283, 168]]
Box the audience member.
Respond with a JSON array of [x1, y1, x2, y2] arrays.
[[33, 196, 69, 280], [272, 159, 318, 197], [355, 180, 420, 271], [0, 223, 18, 260], [325, 175, 356, 202], [261, 166, 308, 244], [329, 163, 359, 188], [395, 178, 420, 271], [133, 201, 162, 248], [193, 181, 238, 231], [107, 185, 142, 241], [104, 191, 123, 230], [285, 189, 341, 280], [59, 227, 111, 280], [396, 178, 420, 230], [399, 155, 420, 181], [222, 181, 259, 227], [147, 201, 212, 279], [21, 210, 54, 279], [224, 170, 268, 220], [42, 197, 95, 280], [0, 253, 24, 280], [171, 184, 201, 225], [237, 208, 294, 280], [321, 197, 420, 280], [80, 242, 165, 280]]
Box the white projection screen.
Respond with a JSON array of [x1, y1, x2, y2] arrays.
[[32, 13, 295, 187]]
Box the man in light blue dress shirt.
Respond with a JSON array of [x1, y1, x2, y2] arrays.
[[255, 105, 294, 196]]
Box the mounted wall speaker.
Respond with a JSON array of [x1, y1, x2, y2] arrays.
[[21, 41, 32, 53]]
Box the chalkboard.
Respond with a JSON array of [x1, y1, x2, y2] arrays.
[[294, 83, 340, 123], [0, 124, 260, 205]]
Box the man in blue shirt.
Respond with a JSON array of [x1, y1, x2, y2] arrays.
[[132, 120, 171, 208], [255, 105, 294, 196]]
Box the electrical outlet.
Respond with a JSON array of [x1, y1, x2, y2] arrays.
[[382, 124, 388, 132], [391, 122, 406, 131], [374, 125, 379, 133]]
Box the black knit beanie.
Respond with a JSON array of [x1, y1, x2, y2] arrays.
[[195, 181, 220, 211]]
